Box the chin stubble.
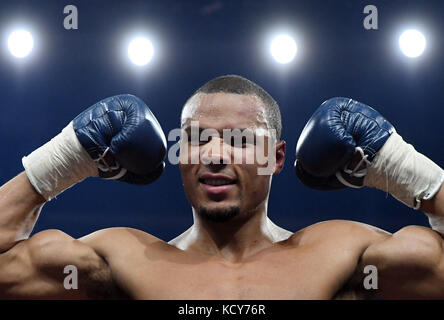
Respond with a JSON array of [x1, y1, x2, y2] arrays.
[[197, 205, 240, 223]]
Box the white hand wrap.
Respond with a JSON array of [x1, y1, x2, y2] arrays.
[[22, 122, 98, 201], [364, 131, 444, 209], [427, 215, 444, 235]]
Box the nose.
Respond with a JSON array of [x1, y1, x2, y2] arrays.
[[200, 137, 230, 170]]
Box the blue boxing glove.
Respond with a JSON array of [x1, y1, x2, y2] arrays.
[[294, 97, 444, 209], [22, 94, 166, 201], [295, 97, 394, 190], [73, 94, 166, 185]]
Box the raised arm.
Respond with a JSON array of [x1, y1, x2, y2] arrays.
[[0, 173, 45, 253], [0, 172, 117, 298], [0, 94, 166, 298], [295, 97, 444, 299], [359, 186, 444, 299]]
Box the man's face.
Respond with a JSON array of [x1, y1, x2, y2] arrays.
[[179, 92, 285, 222]]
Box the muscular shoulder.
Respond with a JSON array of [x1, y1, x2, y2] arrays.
[[80, 227, 177, 299], [79, 227, 166, 261], [290, 219, 390, 247], [28, 229, 105, 273], [283, 220, 391, 300]]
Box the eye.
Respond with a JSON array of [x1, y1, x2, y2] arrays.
[[228, 135, 249, 148], [188, 135, 211, 146], [199, 136, 210, 145]]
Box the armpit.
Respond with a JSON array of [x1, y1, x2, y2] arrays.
[[83, 259, 129, 299]]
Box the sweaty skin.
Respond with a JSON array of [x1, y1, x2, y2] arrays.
[[0, 93, 444, 299]]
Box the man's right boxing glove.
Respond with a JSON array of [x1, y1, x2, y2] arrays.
[[23, 94, 167, 201]]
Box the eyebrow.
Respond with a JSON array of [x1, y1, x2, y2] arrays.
[[182, 126, 253, 134]]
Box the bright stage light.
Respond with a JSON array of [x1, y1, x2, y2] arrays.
[[128, 37, 154, 66], [399, 29, 426, 58], [270, 34, 297, 64], [8, 30, 34, 58]]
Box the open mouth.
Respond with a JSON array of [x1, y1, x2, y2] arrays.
[[199, 178, 237, 186], [198, 175, 238, 196]]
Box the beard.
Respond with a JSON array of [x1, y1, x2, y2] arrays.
[[197, 205, 240, 223]]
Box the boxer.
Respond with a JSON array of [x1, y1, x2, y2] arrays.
[[0, 75, 443, 299]]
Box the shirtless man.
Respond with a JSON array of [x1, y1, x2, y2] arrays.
[[0, 75, 443, 299]]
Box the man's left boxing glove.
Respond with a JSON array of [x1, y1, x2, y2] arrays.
[[295, 97, 444, 209], [22, 94, 167, 201]]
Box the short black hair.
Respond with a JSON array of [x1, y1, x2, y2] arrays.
[[183, 74, 282, 140]]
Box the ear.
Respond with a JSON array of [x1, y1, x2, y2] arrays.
[[274, 140, 286, 174]]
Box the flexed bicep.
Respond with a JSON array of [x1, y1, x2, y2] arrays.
[[360, 225, 444, 299], [0, 229, 118, 299]]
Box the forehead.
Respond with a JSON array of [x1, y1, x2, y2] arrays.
[[181, 92, 267, 129]]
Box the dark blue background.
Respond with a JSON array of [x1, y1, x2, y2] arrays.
[[0, 0, 442, 240]]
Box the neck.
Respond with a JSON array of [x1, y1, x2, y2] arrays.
[[170, 203, 292, 263]]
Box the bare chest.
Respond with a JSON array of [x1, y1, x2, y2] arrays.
[[114, 247, 355, 299]]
